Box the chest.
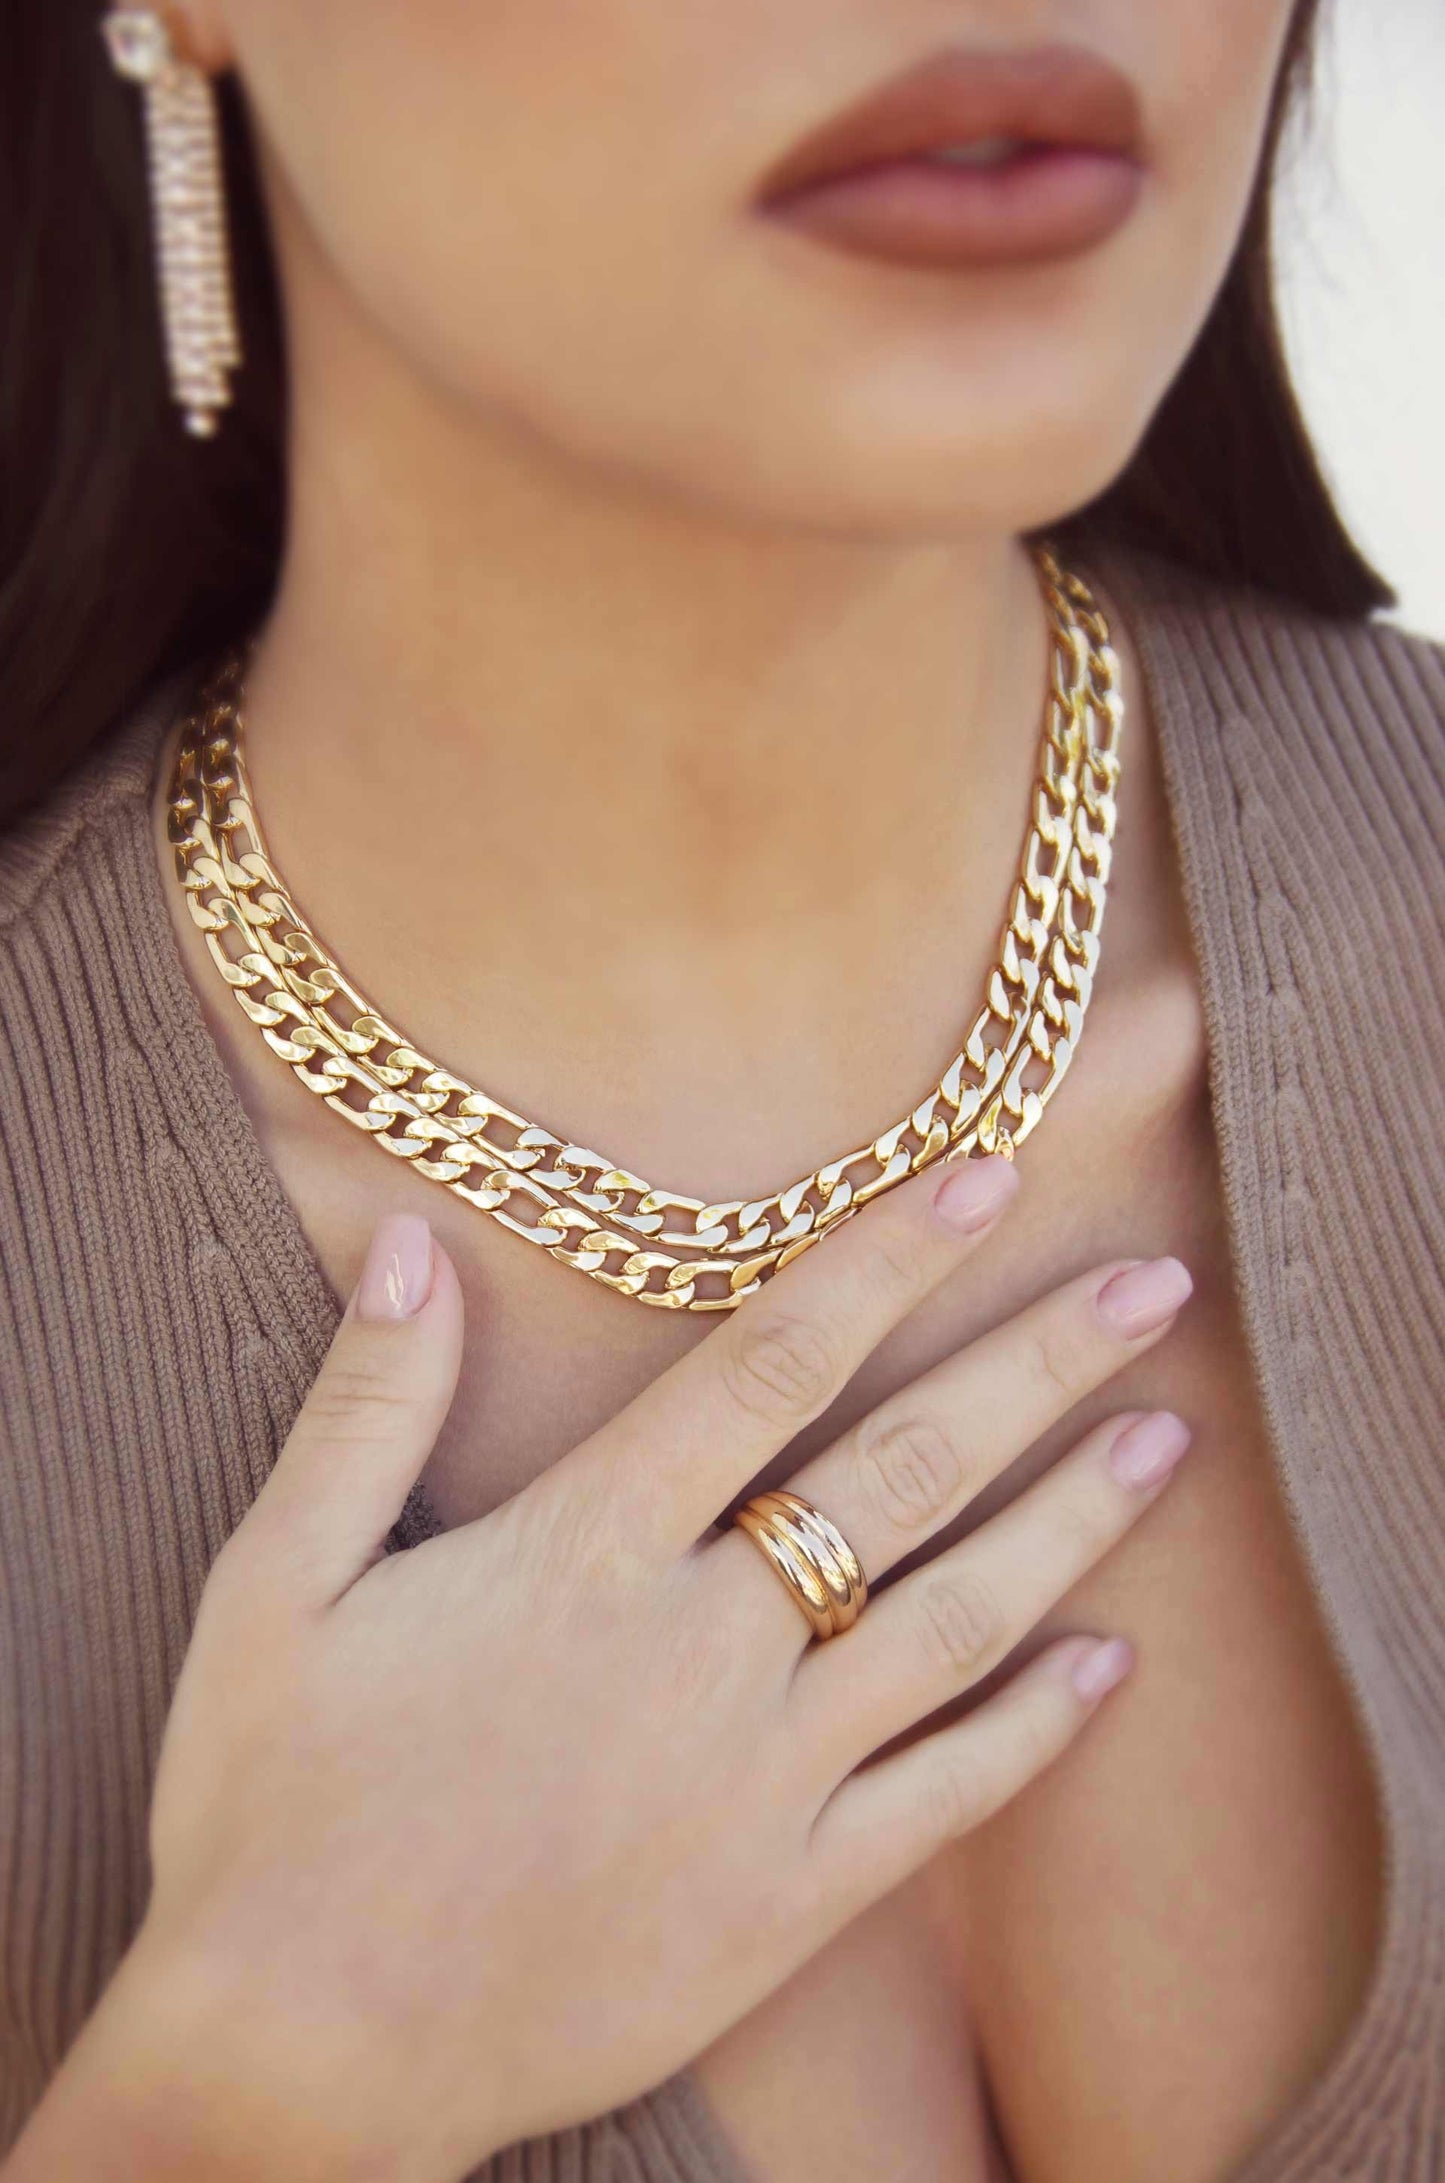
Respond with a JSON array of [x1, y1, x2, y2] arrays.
[[150, 665, 1386, 2179], [247, 954, 1383, 2183], [680, 1020, 1384, 2183]]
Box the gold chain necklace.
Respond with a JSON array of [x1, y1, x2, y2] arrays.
[[168, 539, 1122, 1310]]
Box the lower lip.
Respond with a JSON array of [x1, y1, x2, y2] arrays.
[[759, 145, 1142, 269]]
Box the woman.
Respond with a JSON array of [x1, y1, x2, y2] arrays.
[[1, 2, 1441, 2178]]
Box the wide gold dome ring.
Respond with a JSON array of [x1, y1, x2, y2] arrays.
[[732, 1488, 868, 1641]]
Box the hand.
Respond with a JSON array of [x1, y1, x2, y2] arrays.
[[13, 1153, 1192, 2183]]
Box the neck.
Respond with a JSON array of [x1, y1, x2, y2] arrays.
[[237, 269, 1061, 1195]]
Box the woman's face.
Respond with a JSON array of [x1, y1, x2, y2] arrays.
[[203, 0, 1298, 536]]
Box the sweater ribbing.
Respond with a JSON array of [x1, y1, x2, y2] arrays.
[[1, 533, 1442, 2181]]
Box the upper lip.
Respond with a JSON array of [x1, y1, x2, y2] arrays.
[[754, 41, 1145, 203]]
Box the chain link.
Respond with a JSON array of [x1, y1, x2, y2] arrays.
[[167, 538, 1122, 1310]]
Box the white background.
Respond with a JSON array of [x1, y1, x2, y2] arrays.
[[1273, 0, 1445, 637]]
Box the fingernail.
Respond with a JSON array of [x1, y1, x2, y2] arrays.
[[1071, 1635, 1135, 1705], [1108, 1409, 1193, 1490], [933, 1153, 1020, 1233], [356, 1214, 434, 1323], [1095, 1255, 1193, 1337]]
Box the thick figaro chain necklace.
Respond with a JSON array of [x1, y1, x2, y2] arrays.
[[168, 539, 1122, 1311]]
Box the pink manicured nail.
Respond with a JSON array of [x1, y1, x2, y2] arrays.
[[1071, 1636, 1135, 1705], [1109, 1409, 1193, 1490], [933, 1153, 1019, 1233], [1095, 1255, 1193, 1337], [356, 1214, 434, 1323]]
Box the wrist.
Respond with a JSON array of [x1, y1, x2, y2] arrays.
[[3, 1924, 452, 2183]]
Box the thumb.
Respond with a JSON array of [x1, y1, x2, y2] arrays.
[[228, 1212, 464, 1605]]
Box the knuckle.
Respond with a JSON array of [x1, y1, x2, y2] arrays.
[[1025, 1313, 1090, 1404], [861, 1219, 923, 1305], [1044, 1481, 1118, 1560], [915, 1568, 1005, 1680], [305, 1359, 413, 1439], [721, 1312, 841, 1428], [530, 1482, 646, 1602], [854, 1410, 964, 1535]]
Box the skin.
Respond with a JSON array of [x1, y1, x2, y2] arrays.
[[9, 1167, 1194, 2182], [3, 2, 1384, 2178]]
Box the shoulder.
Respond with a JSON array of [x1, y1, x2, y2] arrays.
[[1074, 530, 1445, 845], [0, 661, 195, 937], [0, 661, 199, 1199], [1213, 567, 1445, 769]]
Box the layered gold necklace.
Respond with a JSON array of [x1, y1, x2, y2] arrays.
[[168, 539, 1122, 1311]]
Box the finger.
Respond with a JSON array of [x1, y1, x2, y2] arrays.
[[724, 1250, 1193, 1608], [216, 1213, 463, 1609], [548, 1151, 1021, 1559], [808, 1632, 1133, 1918], [795, 1405, 1188, 1773]]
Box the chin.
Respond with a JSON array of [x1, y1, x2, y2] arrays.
[[589, 285, 1158, 540], [656, 215, 1151, 523], [817, 398, 1140, 535], [605, 375, 1149, 545]]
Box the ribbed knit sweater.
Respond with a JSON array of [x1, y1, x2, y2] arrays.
[[1, 532, 1443, 2183]]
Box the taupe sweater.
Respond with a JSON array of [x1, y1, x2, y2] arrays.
[[1, 534, 1443, 2183]]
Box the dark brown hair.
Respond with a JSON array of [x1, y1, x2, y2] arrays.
[[0, 0, 1393, 831]]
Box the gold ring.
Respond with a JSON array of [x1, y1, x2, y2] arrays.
[[733, 1488, 868, 1641]]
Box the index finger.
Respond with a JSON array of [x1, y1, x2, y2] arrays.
[[549, 1151, 1020, 1559]]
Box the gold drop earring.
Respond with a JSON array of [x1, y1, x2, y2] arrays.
[[99, 5, 242, 438]]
